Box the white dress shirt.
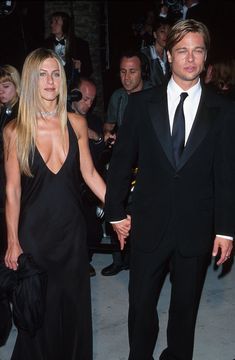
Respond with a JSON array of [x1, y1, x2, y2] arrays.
[[167, 77, 201, 144], [54, 38, 66, 66]]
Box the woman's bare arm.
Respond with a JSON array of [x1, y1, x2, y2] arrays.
[[3, 121, 23, 270]]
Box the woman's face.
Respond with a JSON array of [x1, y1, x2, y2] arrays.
[[0, 81, 17, 105], [38, 57, 61, 103]]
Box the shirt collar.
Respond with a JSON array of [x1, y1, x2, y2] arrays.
[[168, 77, 201, 101]]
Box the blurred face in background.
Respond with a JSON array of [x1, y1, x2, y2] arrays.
[[0, 81, 17, 106], [120, 56, 143, 94], [50, 16, 64, 38], [154, 24, 170, 49]]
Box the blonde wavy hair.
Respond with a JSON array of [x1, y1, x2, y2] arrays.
[[0, 64, 21, 108], [16, 48, 67, 176]]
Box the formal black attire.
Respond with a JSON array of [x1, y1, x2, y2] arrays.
[[43, 35, 93, 88], [105, 83, 235, 359], [11, 120, 92, 360], [0, 253, 47, 346], [80, 113, 106, 260]]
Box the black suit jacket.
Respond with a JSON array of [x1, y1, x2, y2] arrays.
[[43, 35, 93, 85], [105, 85, 235, 256]]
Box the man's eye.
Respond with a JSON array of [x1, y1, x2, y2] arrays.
[[194, 49, 204, 54]]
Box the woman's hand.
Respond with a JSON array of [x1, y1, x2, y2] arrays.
[[112, 215, 131, 250], [5, 242, 23, 271]]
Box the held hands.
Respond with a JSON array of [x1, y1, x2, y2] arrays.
[[112, 215, 131, 250], [212, 236, 233, 266], [5, 242, 23, 271]]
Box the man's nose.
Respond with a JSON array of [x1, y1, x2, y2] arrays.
[[187, 51, 195, 62]]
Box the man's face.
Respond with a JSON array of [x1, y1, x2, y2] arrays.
[[167, 32, 207, 89], [50, 16, 63, 38], [72, 81, 96, 115], [119, 56, 143, 94]]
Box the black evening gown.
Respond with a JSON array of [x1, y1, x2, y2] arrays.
[[11, 120, 92, 360]]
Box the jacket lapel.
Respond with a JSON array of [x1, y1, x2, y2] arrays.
[[148, 91, 175, 168], [177, 89, 218, 171], [148, 87, 218, 171]]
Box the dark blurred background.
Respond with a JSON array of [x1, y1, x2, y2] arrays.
[[1, 0, 235, 114]]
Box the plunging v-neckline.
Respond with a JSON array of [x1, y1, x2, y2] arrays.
[[36, 127, 70, 176]]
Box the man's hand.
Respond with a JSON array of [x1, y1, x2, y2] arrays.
[[112, 215, 131, 250], [88, 128, 101, 141], [212, 236, 233, 265]]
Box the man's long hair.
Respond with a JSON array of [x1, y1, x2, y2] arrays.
[[166, 19, 210, 54]]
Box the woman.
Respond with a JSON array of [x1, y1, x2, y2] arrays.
[[3, 48, 130, 360], [0, 65, 20, 256], [141, 17, 171, 86]]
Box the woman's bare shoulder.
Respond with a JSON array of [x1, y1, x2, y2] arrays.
[[68, 112, 88, 138], [3, 119, 17, 141]]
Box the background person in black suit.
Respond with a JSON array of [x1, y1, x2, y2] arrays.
[[105, 19, 235, 360], [44, 11, 93, 89], [69, 77, 106, 277]]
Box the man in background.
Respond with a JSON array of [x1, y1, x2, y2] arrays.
[[70, 77, 105, 277]]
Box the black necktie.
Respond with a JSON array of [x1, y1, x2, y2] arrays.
[[54, 38, 65, 46], [172, 92, 188, 166]]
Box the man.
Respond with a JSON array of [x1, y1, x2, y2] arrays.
[[105, 20, 234, 359], [103, 49, 152, 141], [101, 50, 152, 276], [70, 77, 105, 277], [44, 11, 93, 88]]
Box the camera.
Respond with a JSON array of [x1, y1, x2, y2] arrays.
[[162, 0, 183, 13], [67, 89, 82, 103]]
